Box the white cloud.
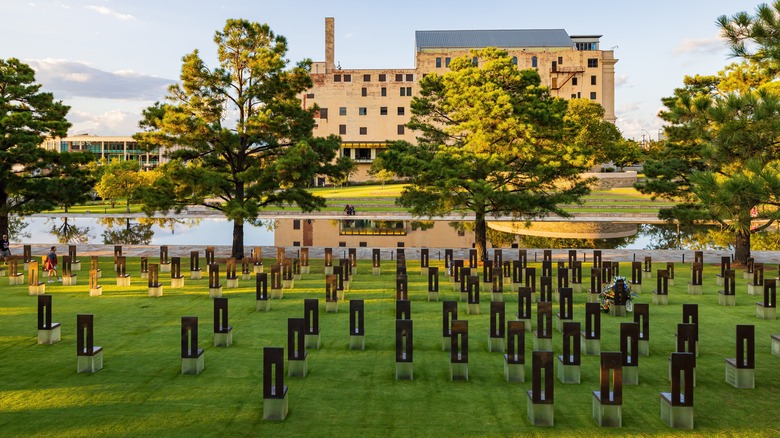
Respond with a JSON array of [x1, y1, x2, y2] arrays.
[[68, 108, 141, 136], [86, 5, 134, 21], [673, 34, 726, 56], [26, 59, 174, 100], [615, 74, 629, 87]]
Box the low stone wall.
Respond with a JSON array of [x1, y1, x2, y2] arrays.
[[584, 171, 637, 190]]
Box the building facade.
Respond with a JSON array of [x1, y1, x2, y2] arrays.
[[306, 18, 618, 182], [41, 134, 165, 168]]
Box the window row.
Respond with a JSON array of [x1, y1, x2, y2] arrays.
[[334, 107, 406, 116], [338, 125, 406, 135], [334, 73, 414, 82], [568, 92, 598, 100], [357, 86, 412, 97], [434, 55, 601, 70]]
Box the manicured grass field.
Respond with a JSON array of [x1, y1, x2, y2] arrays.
[[1, 256, 778, 437]]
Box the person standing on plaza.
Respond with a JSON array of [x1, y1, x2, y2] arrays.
[[46, 246, 60, 282], [0, 235, 10, 264]]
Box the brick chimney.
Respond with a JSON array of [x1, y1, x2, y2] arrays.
[[325, 17, 335, 73]]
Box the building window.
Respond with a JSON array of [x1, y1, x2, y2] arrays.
[[306, 93, 314, 98], [590, 92, 597, 100], [362, 87, 367, 97], [359, 107, 367, 115], [397, 107, 405, 116], [445, 57, 451, 67], [380, 107, 388, 115], [558, 56, 563, 65], [343, 148, 351, 157], [359, 127, 367, 135], [532, 56, 538, 68], [319, 108, 328, 119], [436, 57, 441, 68], [339, 125, 346, 135], [472, 57, 478, 66], [588, 58, 599, 68], [339, 107, 346, 116], [572, 77, 578, 86], [293, 219, 301, 230], [395, 74, 403, 82], [552, 61, 557, 72], [344, 74, 352, 82], [397, 125, 405, 135], [591, 75, 597, 85], [571, 94, 577, 98], [381, 87, 387, 97], [511, 56, 517, 65], [379, 73, 386, 81], [363, 74, 371, 82], [406, 74, 413, 81], [400, 87, 412, 96], [334, 74, 341, 82]]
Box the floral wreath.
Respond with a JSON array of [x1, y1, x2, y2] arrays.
[[599, 276, 634, 312]]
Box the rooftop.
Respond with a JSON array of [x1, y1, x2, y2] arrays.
[[415, 29, 573, 50]]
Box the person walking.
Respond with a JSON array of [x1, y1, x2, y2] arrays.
[[46, 246, 60, 283], [0, 235, 10, 264]]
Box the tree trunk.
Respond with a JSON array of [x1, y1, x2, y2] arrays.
[[0, 213, 8, 239], [126, 198, 131, 214], [474, 210, 487, 263], [734, 230, 751, 265], [232, 218, 245, 260]]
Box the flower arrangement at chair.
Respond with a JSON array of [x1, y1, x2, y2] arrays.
[[599, 276, 636, 313]]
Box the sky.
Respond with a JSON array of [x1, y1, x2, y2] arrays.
[[0, 0, 766, 141]]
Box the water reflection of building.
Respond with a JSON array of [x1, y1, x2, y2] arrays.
[[275, 219, 475, 248], [276, 219, 639, 249]]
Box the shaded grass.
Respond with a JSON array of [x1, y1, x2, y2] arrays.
[[1, 258, 778, 437]]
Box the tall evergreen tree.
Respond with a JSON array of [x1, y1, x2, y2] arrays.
[[0, 58, 93, 237], [136, 19, 351, 258]]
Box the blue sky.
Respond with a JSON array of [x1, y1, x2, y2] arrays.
[[0, 0, 763, 140]]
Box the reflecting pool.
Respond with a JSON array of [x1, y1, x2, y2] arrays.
[[9, 216, 757, 251]]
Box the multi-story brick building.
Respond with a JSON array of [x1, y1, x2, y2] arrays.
[[306, 17, 618, 182]]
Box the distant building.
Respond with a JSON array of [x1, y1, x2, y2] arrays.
[[41, 134, 167, 168], [306, 17, 618, 182]]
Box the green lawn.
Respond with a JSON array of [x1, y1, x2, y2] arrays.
[[1, 258, 778, 437]]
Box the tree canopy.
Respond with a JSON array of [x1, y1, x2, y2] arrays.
[[638, 5, 780, 262], [94, 159, 160, 212], [135, 19, 352, 258], [375, 48, 609, 261], [0, 58, 93, 237]]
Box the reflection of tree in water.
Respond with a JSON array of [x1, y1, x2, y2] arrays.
[[514, 234, 635, 250], [639, 224, 730, 250], [449, 220, 640, 249], [101, 218, 154, 245], [410, 221, 435, 231], [46, 217, 92, 244], [9, 217, 31, 242]]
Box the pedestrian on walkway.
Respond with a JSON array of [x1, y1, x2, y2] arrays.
[[46, 246, 60, 283]]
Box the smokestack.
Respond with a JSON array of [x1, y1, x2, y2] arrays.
[[325, 17, 335, 72]]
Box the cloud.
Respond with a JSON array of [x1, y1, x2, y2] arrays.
[[26, 59, 174, 101], [86, 5, 134, 21], [673, 34, 726, 56], [615, 74, 629, 87], [68, 108, 141, 136], [617, 102, 641, 113]]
